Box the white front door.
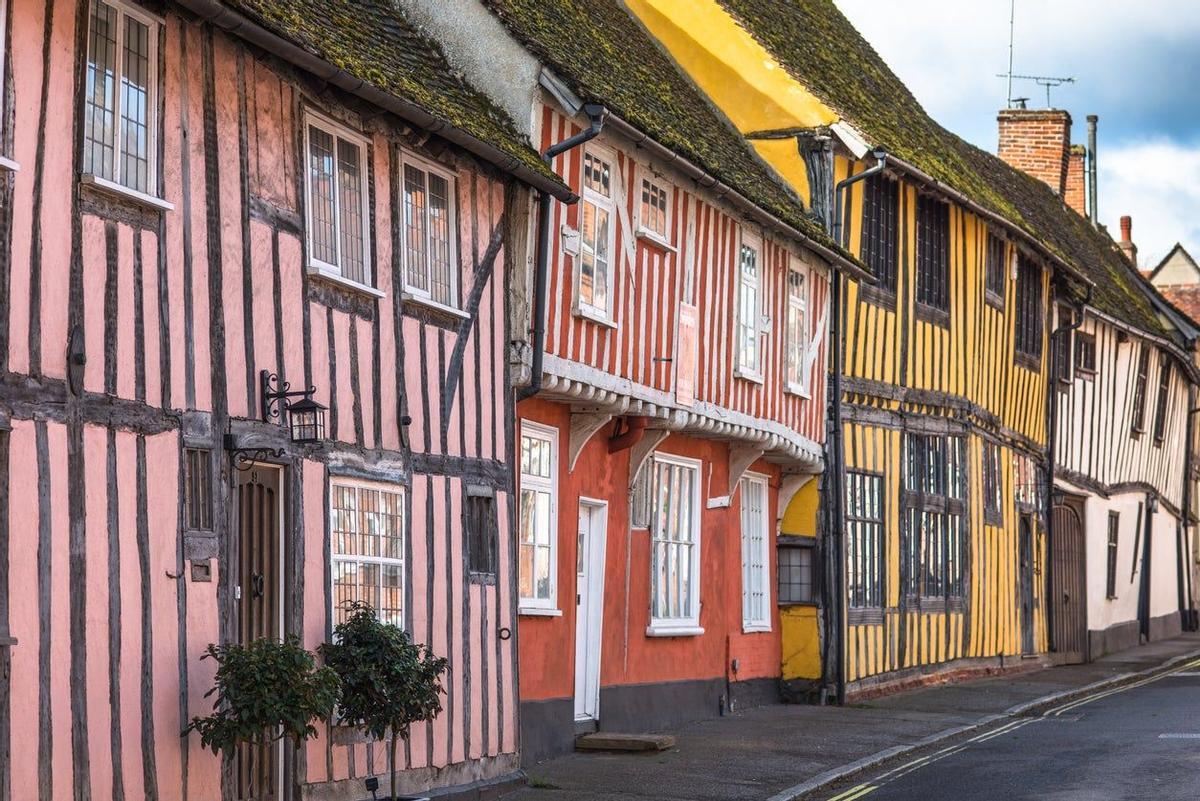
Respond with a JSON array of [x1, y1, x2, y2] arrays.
[[574, 500, 607, 721]]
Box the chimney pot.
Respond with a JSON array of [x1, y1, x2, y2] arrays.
[[1120, 215, 1132, 242], [1118, 215, 1138, 266]]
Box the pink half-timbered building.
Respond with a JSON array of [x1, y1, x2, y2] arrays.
[[0, 1, 571, 799]]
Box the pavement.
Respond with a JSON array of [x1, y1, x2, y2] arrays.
[[505, 633, 1200, 801]]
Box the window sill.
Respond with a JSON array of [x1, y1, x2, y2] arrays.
[[858, 282, 897, 311], [1014, 352, 1041, 372], [984, 290, 1004, 311], [573, 305, 618, 329], [645, 624, 704, 638], [307, 265, 385, 298], [518, 606, 562, 618], [401, 291, 468, 319], [847, 608, 884, 626], [635, 228, 677, 253], [778, 600, 818, 608], [785, 382, 811, 399], [0, 155, 19, 173], [742, 623, 772, 634], [914, 301, 951, 329], [80, 173, 174, 212], [734, 367, 764, 385]]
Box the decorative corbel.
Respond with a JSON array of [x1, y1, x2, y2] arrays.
[[627, 427, 670, 492], [728, 443, 766, 497], [568, 409, 614, 472], [777, 472, 816, 525]]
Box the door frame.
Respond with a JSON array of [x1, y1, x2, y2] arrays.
[[574, 497, 608, 724], [231, 460, 288, 801], [1018, 513, 1035, 656], [1050, 493, 1088, 664]]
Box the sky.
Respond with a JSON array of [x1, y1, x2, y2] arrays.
[[833, 0, 1200, 271]]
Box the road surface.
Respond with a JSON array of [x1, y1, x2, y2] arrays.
[[815, 659, 1200, 801]]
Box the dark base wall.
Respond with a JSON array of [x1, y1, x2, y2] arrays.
[[1089, 612, 1183, 660], [520, 677, 779, 765]]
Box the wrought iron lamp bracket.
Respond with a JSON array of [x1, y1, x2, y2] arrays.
[[260, 370, 316, 422], [230, 446, 285, 472]]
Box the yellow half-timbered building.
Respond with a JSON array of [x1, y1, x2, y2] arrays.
[[629, 0, 1188, 698]]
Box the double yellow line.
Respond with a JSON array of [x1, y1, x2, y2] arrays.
[[827, 784, 877, 801]]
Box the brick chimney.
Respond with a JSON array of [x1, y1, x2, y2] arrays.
[[1064, 145, 1086, 215], [997, 108, 1073, 196], [1118, 215, 1138, 266]]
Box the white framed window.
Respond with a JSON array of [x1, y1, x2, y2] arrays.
[[635, 168, 672, 245], [400, 151, 459, 309], [330, 479, 406, 630], [0, 0, 8, 160], [519, 421, 559, 614], [785, 258, 809, 395], [740, 473, 771, 632], [577, 148, 615, 321], [648, 453, 703, 635], [81, 0, 161, 196], [303, 112, 372, 290], [736, 231, 763, 380]]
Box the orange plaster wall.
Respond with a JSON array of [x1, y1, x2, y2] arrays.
[[516, 398, 782, 704]]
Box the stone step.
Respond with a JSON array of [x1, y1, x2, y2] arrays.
[[575, 732, 676, 752]]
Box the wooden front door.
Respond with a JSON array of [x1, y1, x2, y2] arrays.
[[1019, 515, 1035, 656], [1051, 502, 1087, 664], [235, 464, 283, 801], [573, 500, 607, 724]]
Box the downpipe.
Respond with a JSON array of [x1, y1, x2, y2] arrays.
[[828, 150, 886, 705], [518, 104, 607, 402]]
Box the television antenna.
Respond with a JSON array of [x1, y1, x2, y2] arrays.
[[998, 0, 1076, 108]]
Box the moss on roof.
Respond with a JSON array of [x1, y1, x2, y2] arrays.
[[719, 0, 1175, 340], [217, 0, 562, 188], [481, 0, 851, 259]]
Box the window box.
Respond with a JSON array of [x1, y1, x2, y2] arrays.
[[635, 227, 677, 253], [571, 302, 618, 329]]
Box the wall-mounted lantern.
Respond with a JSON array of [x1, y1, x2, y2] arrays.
[[260, 370, 327, 444]]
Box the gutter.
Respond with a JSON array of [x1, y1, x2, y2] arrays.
[[517, 104, 607, 402], [174, 0, 576, 203], [879, 152, 1093, 290], [601, 114, 874, 284]]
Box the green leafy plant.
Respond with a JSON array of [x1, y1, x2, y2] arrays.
[[183, 636, 340, 759], [321, 602, 450, 801]]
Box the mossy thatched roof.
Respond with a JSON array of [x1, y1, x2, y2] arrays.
[[481, 0, 851, 259], [216, 0, 563, 190], [719, 0, 1178, 342]]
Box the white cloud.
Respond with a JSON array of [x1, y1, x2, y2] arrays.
[[832, 0, 1200, 265], [1100, 140, 1200, 269]]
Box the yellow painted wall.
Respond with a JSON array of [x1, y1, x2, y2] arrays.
[[781, 606, 822, 680], [780, 477, 822, 680]]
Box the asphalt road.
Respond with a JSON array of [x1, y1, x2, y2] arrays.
[[815, 662, 1200, 801]]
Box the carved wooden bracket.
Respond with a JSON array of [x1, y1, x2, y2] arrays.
[[568, 411, 613, 472], [777, 472, 816, 524], [727, 443, 766, 498], [628, 428, 670, 491]]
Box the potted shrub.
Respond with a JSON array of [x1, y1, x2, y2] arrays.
[[321, 602, 450, 801], [184, 636, 340, 791]]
